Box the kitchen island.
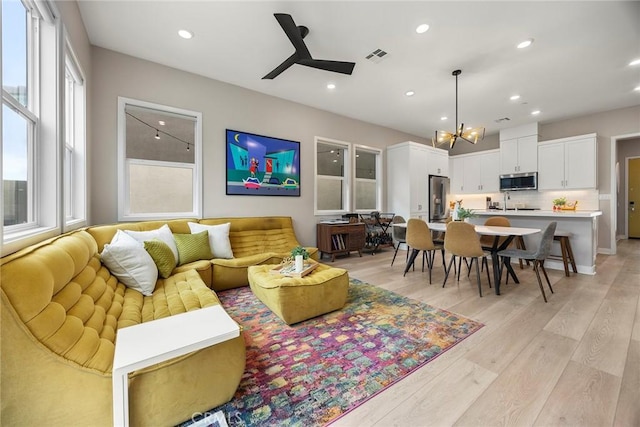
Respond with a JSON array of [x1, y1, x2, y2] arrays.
[[470, 209, 602, 275]]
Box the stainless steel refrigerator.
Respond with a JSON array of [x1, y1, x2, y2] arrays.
[[429, 175, 450, 222]]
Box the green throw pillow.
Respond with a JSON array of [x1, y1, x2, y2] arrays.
[[173, 230, 213, 265], [144, 239, 177, 279]]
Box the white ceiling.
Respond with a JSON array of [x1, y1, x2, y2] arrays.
[[77, 1, 640, 139]]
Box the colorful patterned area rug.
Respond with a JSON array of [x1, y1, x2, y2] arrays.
[[183, 278, 483, 427]]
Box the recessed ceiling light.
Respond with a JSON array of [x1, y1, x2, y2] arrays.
[[405, 90, 415, 97], [158, 120, 165, 126], [531, 110, 541, 115], [510, 94, 521, 100], [416, 24, 430, 34], [440, 116, 448, 121], [629, 59, 640, 66], [517, 38, 533, 49], [634, 86, 640, 92], [327, 83, 336, 90], [178, 29, 193, 39]]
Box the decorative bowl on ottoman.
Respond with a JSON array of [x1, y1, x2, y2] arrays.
[[248, 263, 349, 325]]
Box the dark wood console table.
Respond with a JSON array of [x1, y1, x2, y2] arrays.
[[316, 222, 366, 262]]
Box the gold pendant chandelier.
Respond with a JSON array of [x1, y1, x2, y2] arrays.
[[432, 69, 485, 149]]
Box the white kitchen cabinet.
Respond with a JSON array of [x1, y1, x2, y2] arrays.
[[538, 134, 597, 190], [409, 145, 429, 216], [451, 149, 500, 194], [450, 156, 465, 193], [480, 151, 500, 192], [426, 149, 449, 176], [387, 141, 448, 220], [500, 123, 539, 174]]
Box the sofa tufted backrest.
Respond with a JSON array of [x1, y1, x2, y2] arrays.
[[87, 219, 195, 252], [198, 216, 301, 258], [0, 230, 122, 373]]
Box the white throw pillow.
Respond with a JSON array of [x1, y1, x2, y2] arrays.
[[188, 222, 234, 259], [124, 224, 179, 264], [101, 230, 158, 296]]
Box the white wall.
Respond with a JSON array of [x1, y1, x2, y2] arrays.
[[617, 137, 640, 236], [540, 106, 640, 253], [89, 47, 429, 245], [89, 44, 640, 251], [449, 105, 640, 253]]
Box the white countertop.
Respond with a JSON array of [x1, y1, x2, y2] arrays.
[[474, 209, 602, 218]]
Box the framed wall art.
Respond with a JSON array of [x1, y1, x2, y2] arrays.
[[225, 129, 300, 196]]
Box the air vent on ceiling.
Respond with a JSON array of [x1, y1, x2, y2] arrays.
[[365, 48, 388, 63], [494, 117, 511, 123]]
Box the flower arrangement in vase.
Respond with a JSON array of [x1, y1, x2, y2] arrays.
[[290, 246, 309, 272], [452, 200, 475, 221], [457, 207, 476, 222], [290, 246, 309, 260], [552, 197, 567, 211]]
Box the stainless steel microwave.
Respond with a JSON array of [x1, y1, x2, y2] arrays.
[[499, 172, 538, 191]]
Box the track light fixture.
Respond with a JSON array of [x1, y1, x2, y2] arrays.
[[126, 112, 193, 151]]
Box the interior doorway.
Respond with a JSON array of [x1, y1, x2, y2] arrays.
[[628, 157, 640, 238], [611, 132, 640, 254]]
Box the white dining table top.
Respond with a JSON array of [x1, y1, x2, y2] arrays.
[[393, 221, 541, 236]]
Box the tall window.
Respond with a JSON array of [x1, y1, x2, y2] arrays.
[[354, 145, 382, 211], [63, 45, 86, 227], [2, 0, 35, 228], [118, 98, 202, 220], [315, 138, 350, 214], [2, 0, 69, 254]]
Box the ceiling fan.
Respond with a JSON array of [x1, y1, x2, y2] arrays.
[[263, 13, 356, 80], [432, 69, 485, 149]]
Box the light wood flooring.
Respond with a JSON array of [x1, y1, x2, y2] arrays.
[[327, 239, 640, 427]]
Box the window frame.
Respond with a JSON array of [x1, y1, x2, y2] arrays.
[[314, 136, 351, 215], [2, 0, 38, 232], [353, 144, 382, 213], [62, 37, 86, 230], [117, 97, 203, 221], [2, 0, 63, 255]]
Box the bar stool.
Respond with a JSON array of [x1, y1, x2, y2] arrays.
[[549, 230, 577, 276]]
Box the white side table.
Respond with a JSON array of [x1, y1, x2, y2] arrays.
[[112, 305, 240, 427]]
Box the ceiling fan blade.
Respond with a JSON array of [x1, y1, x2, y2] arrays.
[[262, 53, 299, 79], [274, 13, 311, 59], [298, 59, 356, 75]]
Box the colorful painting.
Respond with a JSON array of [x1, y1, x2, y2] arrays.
[[226, 129, 301, 196]]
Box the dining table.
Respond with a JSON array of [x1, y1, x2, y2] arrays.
[[425, 222, 541, 295]]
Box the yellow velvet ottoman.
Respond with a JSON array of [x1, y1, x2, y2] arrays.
[[248, 263, 349, 324]]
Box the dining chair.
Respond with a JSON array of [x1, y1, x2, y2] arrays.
[[479, 216, 510, 248], [390, 215, 408, 266], [402, 219, 444, 284], [497, 221, 557, 302], [432, 215, 452, 246], [442, 221, 492, 297], [480, 216, 529, 269]]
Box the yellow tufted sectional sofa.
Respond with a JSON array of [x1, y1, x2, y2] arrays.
[[1, 216, 317, 426]]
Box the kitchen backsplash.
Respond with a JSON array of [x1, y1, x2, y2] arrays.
[[449, 189, 600, 211]]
